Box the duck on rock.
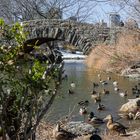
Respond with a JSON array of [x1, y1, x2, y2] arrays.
[[53, 123, 77, 140]]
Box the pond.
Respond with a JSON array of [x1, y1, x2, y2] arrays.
[[46, 59, 140, 132]]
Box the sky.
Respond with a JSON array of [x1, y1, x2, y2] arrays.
[[62, 1, 135, 26], [91, 2, 129, 24], [96, 3, 128, 22]]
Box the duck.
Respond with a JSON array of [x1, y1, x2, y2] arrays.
[[102, 89, 110, 95], [91, 90, 97, 98], [136, 95, 139, 98], [104, 114, 128, 135], [114, 87, 119, 91], [79, 107, 87, 115], [53, 123, 77, 140], [68, 89, 74, 94], [88, 111, 95, 120], [63, 74, 68, 80], [78, 100, 89, 106], [113, 81, 118, 87], [99, 79, 108, 85], [93, 82, 99, 88], [132, 85, 139, 94], [79, 107, 87, 122], [91, 92, 101, 103], [132, 88, 137, 94], [70, 81, 76, 88], [134, 85, 138, 90], [88, 112, 104, 124], [119, 90, 128, 97], [91, 90, 97, 94], [97, 103, 105, 111], [107, 76, 111, 80], [94, 93, 101, 103]]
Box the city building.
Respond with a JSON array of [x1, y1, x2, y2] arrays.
[[109, 13, 121, 27]]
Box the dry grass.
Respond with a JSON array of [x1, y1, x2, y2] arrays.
[[85, 45, 114, 71], [85, 30, 140, 73], [36, 121, 54, 140]]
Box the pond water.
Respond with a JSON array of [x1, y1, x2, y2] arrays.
[[46, 60, 140, 132]]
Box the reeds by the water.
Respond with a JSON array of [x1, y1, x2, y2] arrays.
[[85, 29, 140, 73]]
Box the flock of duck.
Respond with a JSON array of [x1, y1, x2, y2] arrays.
[[53, 73, 140, 140]]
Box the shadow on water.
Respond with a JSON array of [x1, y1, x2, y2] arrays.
[[46, 60, 140, 131]]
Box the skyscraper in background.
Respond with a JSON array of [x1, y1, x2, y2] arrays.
[[109, 13, 121, 27]]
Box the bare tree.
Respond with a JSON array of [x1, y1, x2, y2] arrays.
[[0, 0, 14, 22], [0, 0, 97, 23]]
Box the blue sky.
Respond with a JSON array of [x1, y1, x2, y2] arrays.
[[63, 1, 132, 25], [91, 2, 129, 23]]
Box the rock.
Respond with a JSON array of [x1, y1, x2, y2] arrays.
[[119, 98, 140, 113], [130, 63, 140, 69], [121, 64, 140, 80], [64, 121, 97, 136]]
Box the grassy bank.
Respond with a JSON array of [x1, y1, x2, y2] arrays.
[[85, 29, 140, 73]]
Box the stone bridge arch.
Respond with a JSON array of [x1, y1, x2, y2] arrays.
[[23, 19, 110, 54], [24, 27, 92, 54], [24, 23, 92, 54]]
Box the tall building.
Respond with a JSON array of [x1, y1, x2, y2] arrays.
[[109, 13, 121, 27], [100, 20, 107, 27], [68, 16, 77, 21]]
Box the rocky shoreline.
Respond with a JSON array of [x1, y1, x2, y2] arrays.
[[105, 63, 140, 80], [121, 62, 140, 80], [36, 121, 140, 140]]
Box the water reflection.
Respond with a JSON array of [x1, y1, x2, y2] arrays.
[[46, 60, 139, 130]]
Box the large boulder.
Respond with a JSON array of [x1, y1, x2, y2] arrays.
[[121, 63, 140, 79], [64, 121, 97, 136], [119, 98, 140, 113]]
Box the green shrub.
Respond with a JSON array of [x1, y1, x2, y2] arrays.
[[0, 19, 62, 140]]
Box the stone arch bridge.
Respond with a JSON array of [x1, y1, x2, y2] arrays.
[[23, 19, 110, 54]]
